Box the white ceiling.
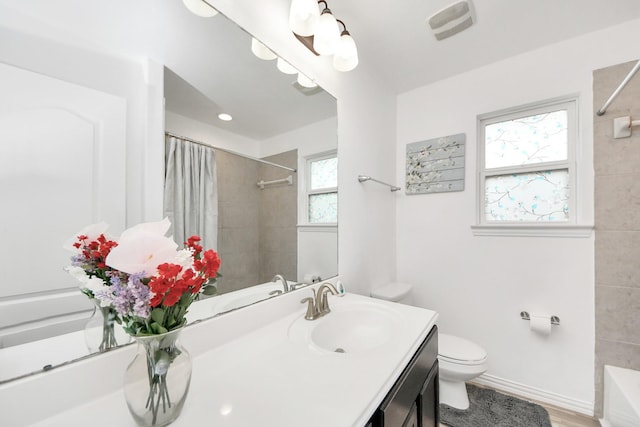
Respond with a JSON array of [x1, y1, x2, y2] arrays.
[[336, 0, 640, 93], [2, 0, 640, 138]]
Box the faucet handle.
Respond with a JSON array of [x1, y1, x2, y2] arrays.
[[300, 297, 317, 320]]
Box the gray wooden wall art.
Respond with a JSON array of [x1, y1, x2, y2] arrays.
[[406, 133, 465, 194]]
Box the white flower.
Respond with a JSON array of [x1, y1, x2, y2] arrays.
[[172, 249, 194, 271], [65, 266, 88, 283], [106, 218, 179, 277], [63, 222, 110, 252], [64, 266, 109, 295], [85, 277, 108, 294]]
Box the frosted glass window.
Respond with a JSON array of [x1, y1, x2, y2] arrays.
[[310, 157, 337, 190], [485, 170, 569, 222], [309, 192, 337, 223], [477, 97, 577, 227], [485, 110, 568, 169], [305, 152, 338, 225]]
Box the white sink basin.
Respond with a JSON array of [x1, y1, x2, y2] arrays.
[[288, 299, 402, 355]]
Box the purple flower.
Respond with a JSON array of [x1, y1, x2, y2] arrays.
[[94, 272, 151, 319]]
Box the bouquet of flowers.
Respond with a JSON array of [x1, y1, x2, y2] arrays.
[[66, 218, 221, 426], [65, 218, 221, 336]]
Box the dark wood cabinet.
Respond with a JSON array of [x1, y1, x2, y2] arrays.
[[368, 325, 439, 427]]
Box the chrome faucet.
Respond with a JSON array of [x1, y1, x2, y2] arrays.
[[300, 282, 340, 320], [271, 274, 289, 293]]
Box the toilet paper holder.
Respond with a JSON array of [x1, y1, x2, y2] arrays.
[[520, 311, 560, 325]]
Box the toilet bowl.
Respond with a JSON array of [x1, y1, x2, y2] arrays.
[[369, 283, 488, 410], [438, 333, 488, 410]]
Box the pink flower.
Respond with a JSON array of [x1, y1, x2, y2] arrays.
[[105, 218, 178, 277]]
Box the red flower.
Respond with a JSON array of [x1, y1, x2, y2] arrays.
[[186, 235, 203, 254], [202, 250, 221, 277]]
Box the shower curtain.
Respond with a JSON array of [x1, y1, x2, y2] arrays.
[[164, 135, 218, 251]]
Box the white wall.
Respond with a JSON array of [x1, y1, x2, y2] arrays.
[[210, 0, 398, 296], [396, 18, 640, 412]]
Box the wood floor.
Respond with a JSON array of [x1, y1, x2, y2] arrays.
[[439, 385, 601, 427]]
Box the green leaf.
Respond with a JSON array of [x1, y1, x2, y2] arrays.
[[150, 308, 165, 324], [202, 285, 218, 296], [150, 322, 168, 335]]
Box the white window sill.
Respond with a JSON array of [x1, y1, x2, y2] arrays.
[[297, 224, 338, 232], [470, 224, 593, 238]]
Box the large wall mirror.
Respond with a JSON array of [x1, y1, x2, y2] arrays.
[[0, 0, 337, 383]]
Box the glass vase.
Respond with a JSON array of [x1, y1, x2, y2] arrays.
[[84, 299, 130, 352], [123, 328, 192, 427]]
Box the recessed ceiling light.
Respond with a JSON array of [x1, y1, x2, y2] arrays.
[[218, 113, 233, 121]]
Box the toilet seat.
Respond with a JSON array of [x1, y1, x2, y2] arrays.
[[438, 333, 487, 364]]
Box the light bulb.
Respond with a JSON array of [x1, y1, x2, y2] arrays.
[[251, 38, 276, 61], [182, 0, 218, 17], [218, 113, 232, 121], [313, 9, 341, 55], [297, 73, 317, 88], [276, 57, 298, 75], [289, 0, 320, 36], [333, 32, 359, 72]]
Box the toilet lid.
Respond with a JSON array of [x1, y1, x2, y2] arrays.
[[439, 333, 487, 362]]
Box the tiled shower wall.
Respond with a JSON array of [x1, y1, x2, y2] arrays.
[[258, 150, 298, 284], [593, 59, 640, 416], [215, 149, 297, 294], [216, 150, 260, 294]]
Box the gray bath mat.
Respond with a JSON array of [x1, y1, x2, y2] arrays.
[[440, 384, 552, 427]]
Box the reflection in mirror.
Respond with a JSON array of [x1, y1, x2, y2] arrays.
[[0, 0, 337, 383]]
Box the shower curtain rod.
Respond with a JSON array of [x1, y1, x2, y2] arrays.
[[164, 132, 297, 172], [596, 59, 640, 116]]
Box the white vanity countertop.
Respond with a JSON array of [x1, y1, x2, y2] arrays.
[[22, 292, 438, 427]]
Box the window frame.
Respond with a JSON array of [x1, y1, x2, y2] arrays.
[[473, 95, 590, 237], [303, 150, 338, 226]]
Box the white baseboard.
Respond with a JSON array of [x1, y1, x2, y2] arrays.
[[473, 373, 594, 417]]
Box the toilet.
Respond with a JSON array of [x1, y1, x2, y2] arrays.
[[437, 333, 488, 409], [370, 283, 488, 410]]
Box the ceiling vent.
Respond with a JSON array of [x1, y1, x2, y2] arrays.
[[427, 1, 475, 41]]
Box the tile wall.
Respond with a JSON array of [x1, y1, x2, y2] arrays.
[[593, 59, 640, 416], [215, 149, 298, 294], [258, 150, 298, 284]]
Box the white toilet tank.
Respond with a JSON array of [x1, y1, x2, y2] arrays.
[[370, 282, 414, 305]]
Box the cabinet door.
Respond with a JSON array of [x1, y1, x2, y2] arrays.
[[419, 362, 439, 427]]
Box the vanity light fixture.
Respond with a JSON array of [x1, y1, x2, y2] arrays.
[[312, 1, 341, 56], [251, 38, 277, 61], [288, 0, 358, 72], [297, 73, 317, 88], [218, 113, 233, 121], [276, 57, 299, 75], [182, 0, 218, 17], [289, 0, 320, 37], [332, 20, 359, 72]]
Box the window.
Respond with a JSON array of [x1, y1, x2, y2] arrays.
[[477, 96, 579, 230], [305, 151, 337, 224]]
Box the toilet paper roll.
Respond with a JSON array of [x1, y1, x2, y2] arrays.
[[530, 313, 552, 335]]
